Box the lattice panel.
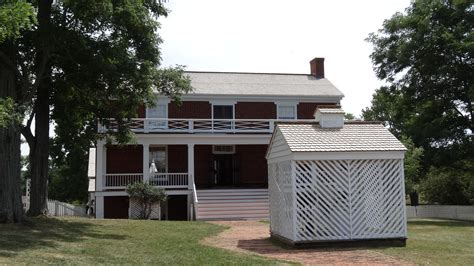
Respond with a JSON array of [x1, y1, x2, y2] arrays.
[[293, 159, 405, 241], [268, 160, 294, 240], [129, 198, 161, 220]]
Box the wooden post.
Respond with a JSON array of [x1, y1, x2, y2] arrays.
[[187, 144, 195, 189], [143, 143, 150, 183]]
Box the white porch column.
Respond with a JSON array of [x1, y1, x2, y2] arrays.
[[95, 195, 104, 219], [143, 143, 150, 183], [96, 141, 106, 191], [187, 144, 195, 189]]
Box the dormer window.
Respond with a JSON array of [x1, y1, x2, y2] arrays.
[[277, 104, 296, 120]]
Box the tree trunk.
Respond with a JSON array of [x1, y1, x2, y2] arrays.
[[0, 42, 24, 223], [26, 0, 53, 216], [27, 81, 50, 216]]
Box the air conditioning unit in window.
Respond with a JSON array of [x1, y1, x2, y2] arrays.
[[212, 145, 235, 154]]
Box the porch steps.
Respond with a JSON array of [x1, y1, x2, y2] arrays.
[[195, 189, 269, 220]]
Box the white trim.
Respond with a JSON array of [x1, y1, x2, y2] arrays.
[[276, 103, 297, 120], [135, 134, 271, 145], [180, 94, 343, 103], [95, 190, 191, 197], [212, 145, 236, 154], [292, 151, 405, 160], [211, 103, 235, 120], [146, 103, 168, 119], [149, 145, 168, 173], [209, 100, 237, 105]]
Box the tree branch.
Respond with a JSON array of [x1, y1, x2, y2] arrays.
[[20, 124, 35, 150]]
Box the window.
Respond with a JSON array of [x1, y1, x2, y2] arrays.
[[213, 145, 235, 154], [277, 105, 296, 120], [212, 105, 234, 130], [149, 146, 167, 173], [213, 105, 234, 119], [147, 104, 167, 129]]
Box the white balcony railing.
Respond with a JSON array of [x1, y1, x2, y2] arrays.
[[103, 173, 189, 189], [98, 118, 310, 133]]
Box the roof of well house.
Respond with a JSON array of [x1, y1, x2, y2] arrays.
[[184, 71, 344, 98], [276, 121, 407, 152]]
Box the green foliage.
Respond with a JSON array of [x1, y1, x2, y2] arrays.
[[126, 182, 166, 219], [0, 0, 36, 43], [364, 0, 474, 168], [1, 0, 191, 206], [421, 160, 474, 205], [344, 112, 355, 120], [364, 0, 474, 204], [401, 136, 424, 194], [0, 98, 23, 127]]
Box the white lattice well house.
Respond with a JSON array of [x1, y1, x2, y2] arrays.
[[266, 107, 407, 246]]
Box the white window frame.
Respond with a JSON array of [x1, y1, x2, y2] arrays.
[[210, 100, 236, 120], [276, 102, 297, 120], [149, 145, 168, 173], [146, 99, 170, 130]]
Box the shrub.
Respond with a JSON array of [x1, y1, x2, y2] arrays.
[[421, 162, 474, 205], [126, 182, 167, 219]]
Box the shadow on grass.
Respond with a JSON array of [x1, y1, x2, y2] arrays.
[[0, 217, 125, 257]]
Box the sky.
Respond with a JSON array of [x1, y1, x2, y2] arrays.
[[158, 0, 412, 116], [21, 0, 412, 156]]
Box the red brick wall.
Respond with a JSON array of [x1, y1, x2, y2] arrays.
[[236, 145, 268, 186], [106, 145, 143, 173], [297, 102, 337, 119], [169, 101, 211, 118], [167, 145, 187, 172], [195, 145, 212, 187], [235, 102, 276, 119]]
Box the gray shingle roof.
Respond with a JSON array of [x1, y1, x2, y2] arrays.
[[185, 71, 344, 98], [277, 122, 406, 152]]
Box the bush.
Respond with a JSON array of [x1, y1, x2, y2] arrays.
[[126, 182, 167, 219], [421, 162, 474, 205]]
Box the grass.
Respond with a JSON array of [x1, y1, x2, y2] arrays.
[[378, 219, 474, 265], [0, 217, 278, 265], [1, 218, 473, 265]]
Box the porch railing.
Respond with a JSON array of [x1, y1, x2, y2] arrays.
[[103, 173, 188, 189], [98, 118, 306, 133], [149, 173, 189, 188]]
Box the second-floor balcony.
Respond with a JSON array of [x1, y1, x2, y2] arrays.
[[98, 118, 311, 134]]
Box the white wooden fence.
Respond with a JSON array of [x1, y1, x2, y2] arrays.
[[47, 199, 86, 217], [407, 205, 474, 221]]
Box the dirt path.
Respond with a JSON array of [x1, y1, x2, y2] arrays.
[[202, 220, 411, 265]]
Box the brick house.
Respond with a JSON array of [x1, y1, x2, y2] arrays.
[[90, 57, 344, 220]]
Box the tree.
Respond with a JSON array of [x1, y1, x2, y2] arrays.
[[2, 0, 191, 216], [401, 136, 424, 205], [344, 113, 356, 120], [422, 160, 474, 205], [365, 0, 474, 168], [0, 0, 36, 223], [126, 182, 166, 220]]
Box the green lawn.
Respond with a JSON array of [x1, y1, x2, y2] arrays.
[[379, 219, 474, 265], [1, 218, 473, 265], [0, 217, 277, 264]]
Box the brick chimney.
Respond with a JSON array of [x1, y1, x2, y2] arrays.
[[310, 57, 325, 79]]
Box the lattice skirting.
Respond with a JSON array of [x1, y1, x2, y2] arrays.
[[269, 159, 406, 242], [129, 198, 161, 220]]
